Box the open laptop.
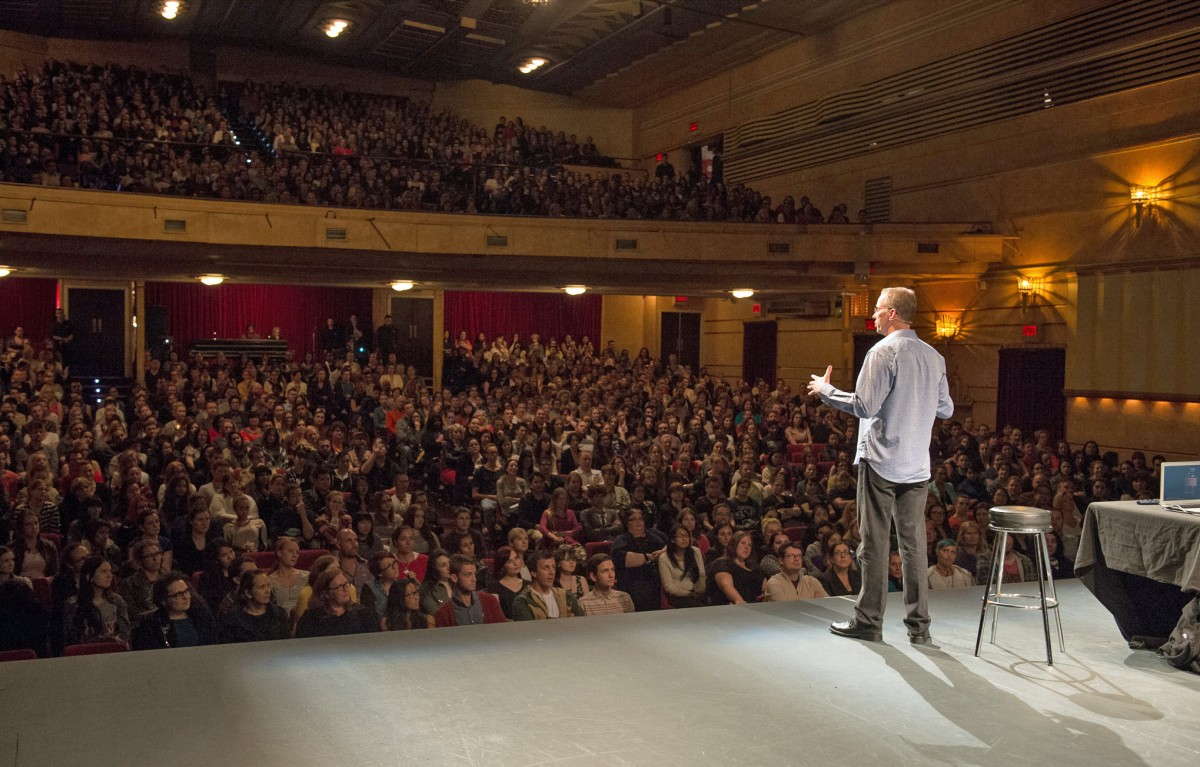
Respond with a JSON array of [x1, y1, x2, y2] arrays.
[[1160, 461, 1200, 509]]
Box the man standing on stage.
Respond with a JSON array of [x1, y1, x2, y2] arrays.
[[808, 287, 953, 643]]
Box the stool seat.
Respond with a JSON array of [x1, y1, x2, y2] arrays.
[[989, 505, 1051, 531]]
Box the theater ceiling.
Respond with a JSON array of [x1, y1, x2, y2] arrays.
[[0, 0, 896, 106]]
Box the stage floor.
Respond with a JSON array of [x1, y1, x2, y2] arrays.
[[2, 581, 1198, 766]]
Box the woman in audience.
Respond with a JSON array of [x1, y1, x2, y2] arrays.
[[954, 520, 989, 577], [294, 567, 378, 638], [707, 531, 761, 606], [130, 508, 174, 573], [49, 543, 88, 655], [173, 499, 216, 577], [132, 572, 218, 650], [291, 554, 356, 626], [976, 539, 1037, 584], [659, 524, 706, 608], [219, 569, 290, 643], [488, 545, 527, 620], [705, 523, 735, 567], [674, 507, 709, 556], [360, 550, 401, 619], [63, 556, 131, 648], [612, 507, 668, 612], [12, 509, 58, 579], [418, 549, 451, 617], [404, 504, 441, 554], [267, 536, 309, 617], [197, 539, 239, 611], [554, 544, 590, 601], [391, 525, 428, 582], [817, 541, 861, 597], [538, 487, 582, 548], [0, 545, 31, 589], [224, 494, 268, 552], [382, 576, 435, 630]]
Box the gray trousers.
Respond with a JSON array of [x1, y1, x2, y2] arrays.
[[853, 461, 930, 632]]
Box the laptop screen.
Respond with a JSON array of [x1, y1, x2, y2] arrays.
[[1160, 461, 1200, 507]]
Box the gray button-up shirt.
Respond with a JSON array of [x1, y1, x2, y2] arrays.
[[816, 329, 954, 484]]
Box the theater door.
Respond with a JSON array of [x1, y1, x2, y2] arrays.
[[390, 296, 434, 380], [66, 287, 126, 378]]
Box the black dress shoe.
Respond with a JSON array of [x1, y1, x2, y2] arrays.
[[830, 619, 882, 642], [908, 630, 931, 645]]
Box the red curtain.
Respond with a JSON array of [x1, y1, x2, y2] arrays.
[[143, 282, 374, 356], [0, 277, 57, 344], [443, 291, 601, 346]]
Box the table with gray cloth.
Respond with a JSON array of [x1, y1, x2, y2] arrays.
[[1075, 501, 1200, 644]]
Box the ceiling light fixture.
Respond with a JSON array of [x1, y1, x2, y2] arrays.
[[390, 280, 415, 292], [525, 0, 551, 7], [198, 275, 224, 286], [0, 267, 11, 278], [730, 289, 754, 299], [518, 57, 548, 74], [563, 285, 587, 296], [160, 1, 184, 20], [324, 19, 351, 38]]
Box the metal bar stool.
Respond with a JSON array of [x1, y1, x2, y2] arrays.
[[974, 505, 1065, 664]]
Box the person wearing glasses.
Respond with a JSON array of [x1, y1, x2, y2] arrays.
[[809, 286, 953, 644], [763, 540, 829, 601], [611, 507, 667, 612], [294, 567, 378, 638], [131, 572, 218, 650], [120, 539, 167, 626]]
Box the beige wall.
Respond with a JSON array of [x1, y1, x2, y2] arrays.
[[431, 80, 633, 161]]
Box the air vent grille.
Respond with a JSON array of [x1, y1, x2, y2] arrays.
[[615, 238, 639, 251], [326, 227, 348, 241], [485, 234, 508, 247], [1, 209, 28, 224], [163, 219, 186, 233]]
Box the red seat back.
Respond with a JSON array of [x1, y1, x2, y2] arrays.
[[63, 642, 128, 657], [584, 541, 612, 558], [295, 549, 331, 571], [31, 576, 53, 609], [0, 648, 37, 662], [248, 551, 277, 570]]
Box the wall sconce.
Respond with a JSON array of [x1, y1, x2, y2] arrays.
[[1130, 184, 1159, 226], [1017, 276, 1042, 306], [934, 315, 961, 342]]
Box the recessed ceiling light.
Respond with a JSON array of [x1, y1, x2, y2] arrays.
[[0, 267, 11, 278], [563, 285, 587, 296], [390, 280, 415, 292], [730, 289, 754, 299], [160, 1, 184, 20], [198, 275, 224, 286], [324, 19, 351, 38]]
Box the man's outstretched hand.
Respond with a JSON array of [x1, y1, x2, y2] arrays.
[[807, 365, 832, 396]]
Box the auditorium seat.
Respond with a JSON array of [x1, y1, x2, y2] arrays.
[[295, 549, 331, 570], [0, 648, 38, 662], [248, 551, 277, 570], [30, 577, 52, 610], [784, 526, 807, 544], [585, 541, 612, 558], [40, 532, 62, 549], [63, 642, 129, 657]]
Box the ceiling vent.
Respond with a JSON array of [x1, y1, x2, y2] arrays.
[[615, 238, 639, 251], [767, 242, 790, 254], [1, 209, 28, 224], [163, 219, 187, 233], [486, 234, 509, 247], [325, 227, 348, 241]]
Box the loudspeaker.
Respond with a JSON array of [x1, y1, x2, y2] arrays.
[[146, 305, 170, 349]]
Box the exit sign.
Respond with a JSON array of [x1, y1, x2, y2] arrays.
[[866, 319, 876, 331], [1022, 324, 1038, 337]]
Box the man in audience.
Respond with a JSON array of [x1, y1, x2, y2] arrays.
[[435, 554, 507, 626], [512, 549, 584, 620], [763, 541, 829, 601], [578, 554, 635, 615]]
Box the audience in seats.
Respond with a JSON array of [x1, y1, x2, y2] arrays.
[[2, 61, 851, 223], [0, 304, 1167, 662]]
